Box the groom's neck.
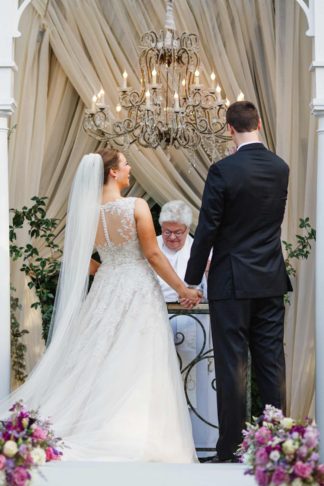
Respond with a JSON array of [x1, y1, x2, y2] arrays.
[[233, 129, 260, 148]]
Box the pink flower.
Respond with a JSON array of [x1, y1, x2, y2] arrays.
[[315, 464, 324, 486], [45, 447, 60, 462], [293, 461, 313, 479], [255, 448, 269, 466], [11, 466, 30, 486], [303, 427, 319, 449], [242, 439, 249, 450], [255, 466, 270, 486], [0, 454, 6, 470], [32, 426, 47, 440], [272, 466, 289, 485], [255, 427, 272, 446], [297, 445, 308, 459]]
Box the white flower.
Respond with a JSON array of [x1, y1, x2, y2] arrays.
[[291, 479, 303, 486], [280, 417, 294, 430], [0, 470, 5, 486], [31, 447, 46, 465], [269, 450, 280, 462], [3, 440, 18, 458], [282, 439, 298, 455], [242, 451, 254, 466], [264, 404, 284, 422]]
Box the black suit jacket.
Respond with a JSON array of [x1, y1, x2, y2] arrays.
[[185, 143, 293, 300]]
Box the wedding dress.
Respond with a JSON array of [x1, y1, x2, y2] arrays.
[[1, 197, 197, 463]]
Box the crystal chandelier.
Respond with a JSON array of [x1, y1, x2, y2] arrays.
[[83, 0, 244, 157]]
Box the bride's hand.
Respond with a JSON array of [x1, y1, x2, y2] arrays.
[[178, 287, 202, 309]]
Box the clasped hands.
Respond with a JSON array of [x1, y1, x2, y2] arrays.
[[178, 286, 202, 309]]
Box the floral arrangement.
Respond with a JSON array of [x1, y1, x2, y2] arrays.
[[0, 401, 63, 486], [237, 405, 324, 486]]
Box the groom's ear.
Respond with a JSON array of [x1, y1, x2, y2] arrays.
[[257, 118, 262, 131], [227, 124, 235, 136]]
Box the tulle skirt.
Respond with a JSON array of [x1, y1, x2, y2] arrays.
[[0, 260, 197, 463]]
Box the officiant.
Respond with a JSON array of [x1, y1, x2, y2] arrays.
[[156, 200, 217, 457]]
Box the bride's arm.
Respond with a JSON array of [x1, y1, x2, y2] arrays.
[[135, 199, 201, 304], [89, 258, 100, 276]]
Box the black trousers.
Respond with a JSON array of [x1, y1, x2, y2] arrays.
[[209, 297, 286, 460]]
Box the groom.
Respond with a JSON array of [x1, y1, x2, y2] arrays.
[[184, 101, 292, 462]]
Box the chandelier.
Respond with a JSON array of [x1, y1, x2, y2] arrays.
[[83, 0, 244, 157]]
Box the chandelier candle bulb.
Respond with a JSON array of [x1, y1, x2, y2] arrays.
[[91, 95, 97, 112], [237, 91, 245, 101], [145, 90, 151, 109], [194, 69, 200, 86], [225, 98, 230, 107], [122, 71, 128, 89], [216, 84, 222, 102], [152, 68, 157, 85], [96, 90, 106, 109], [116, 104, 122, 113], [174, 92, 180, 111], [98, 89, 105, 104], [181, 78, 186, 96], [210, 72, 216, 90]]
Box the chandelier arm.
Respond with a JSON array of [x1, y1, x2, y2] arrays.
[[83, 1, 233, 159]]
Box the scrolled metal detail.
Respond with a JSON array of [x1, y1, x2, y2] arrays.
[[169, 311, 218, 429]]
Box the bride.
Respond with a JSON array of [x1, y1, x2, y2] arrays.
[[0, 148, 201, 463]]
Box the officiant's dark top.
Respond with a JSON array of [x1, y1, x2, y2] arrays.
[[185, 143, 292, 299]]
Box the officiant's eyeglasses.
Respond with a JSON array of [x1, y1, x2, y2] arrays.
[[162, 229, 187, 238]]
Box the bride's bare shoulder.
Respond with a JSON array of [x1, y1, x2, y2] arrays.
[[134, 197, 149, 210], [134, 198, 151, 220]]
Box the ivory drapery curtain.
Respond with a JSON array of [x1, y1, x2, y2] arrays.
[[10, 0, 315, 418]]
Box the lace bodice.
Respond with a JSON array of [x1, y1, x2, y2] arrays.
[[95, 197, 144, 266]]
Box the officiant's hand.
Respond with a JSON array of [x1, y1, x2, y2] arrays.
[[178, 287, 202, 309]]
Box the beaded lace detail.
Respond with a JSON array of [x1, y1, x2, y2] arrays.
[[95, 197, 145, 267]]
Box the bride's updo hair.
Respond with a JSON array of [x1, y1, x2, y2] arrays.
[[97, 148, 121, 183]]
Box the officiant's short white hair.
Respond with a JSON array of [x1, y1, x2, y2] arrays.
[[159, 200, 192, 228]]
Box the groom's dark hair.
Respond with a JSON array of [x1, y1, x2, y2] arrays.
[[226, 101, 259, 133]]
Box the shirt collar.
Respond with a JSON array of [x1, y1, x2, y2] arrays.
[[237, 141, 264, 151]]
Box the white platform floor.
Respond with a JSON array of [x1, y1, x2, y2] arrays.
[[34, 461, 257, 486]]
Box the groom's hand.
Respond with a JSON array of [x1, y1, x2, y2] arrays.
[[179, 288, 202, 309]]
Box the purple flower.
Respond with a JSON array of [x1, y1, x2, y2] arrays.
[[255, 467, 270, 486], [4, 458, 14, 470], [311, 452, 319, 462], [255, 448, 269, 466], [272, 466, 289, 485], [293, 461, 313, 479], [292, 425, 306, 436], [10, 466, 30, 486]]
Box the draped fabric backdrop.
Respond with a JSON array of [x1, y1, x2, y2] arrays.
[[10, 0, 315, 418]]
